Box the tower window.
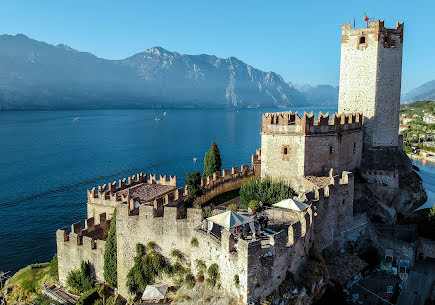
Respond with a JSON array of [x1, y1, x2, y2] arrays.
[[283, 147, 288, 154], [281, 145, 290, 161], [353, 142, 356, 154], [330, 146, 334, 154], [359, 36, 366, 44]]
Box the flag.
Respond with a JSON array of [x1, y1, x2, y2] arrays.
[[364, 12, 369, 22]]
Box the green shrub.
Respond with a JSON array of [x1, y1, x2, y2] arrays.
[[206, 263, 220, 287], [146, 241, 157, 252], [248, 200, 259, 210], [429, 206, 435, 222], [195, 259, 207, 273], [49, 253, 59, 280], [202, 206, 212, 218], [34, 294, 61, 305], [126, 243, 170, 294], [93, 300, 103, 305], [184, 273, 196, 288], [234, 274, 240, 286], [170, 249, 184, 261], [240, 177, 296, 209], [104, 210, 117, 288], [203, 141, 222, 179], [185, 171, 204, 198], [66, 261, 96, 294], [76, 287, 99, 305], [227, 204, 238, 211], [190, 237, 199, 247]]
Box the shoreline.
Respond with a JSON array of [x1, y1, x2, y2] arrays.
[[408, 153, 435, 165]]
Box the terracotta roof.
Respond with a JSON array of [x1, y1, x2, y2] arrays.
[[326, 253, 369, 285], [117, 183, 176, 203]]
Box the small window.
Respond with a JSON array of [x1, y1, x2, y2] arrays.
[[342, 200, 345, 205], [283, 147, 288, 155], [330, 146, 334, 154], [353, 142, 356, 154], [359, 36, 366, 44]]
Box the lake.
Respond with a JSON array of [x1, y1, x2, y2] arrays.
[[0, 107, 433, 274]]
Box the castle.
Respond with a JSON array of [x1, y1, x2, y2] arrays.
[[56, 20, 404, 304]]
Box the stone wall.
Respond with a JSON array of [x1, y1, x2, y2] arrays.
[[338, 20, 403, 148], [56, 213, 111, 285], [193, 165, 256, 206], [360, 169, 399, 189]]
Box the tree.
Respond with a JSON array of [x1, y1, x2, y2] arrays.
[[49, 253, 58, 280], [185, 171, 204, 198], [104, 210, 117, 288], [203, 141, 222, 179], [66, 261, 96, 294]]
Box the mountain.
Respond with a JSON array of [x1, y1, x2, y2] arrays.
[[295, 84, 339, 107], [0, 34, 332, 110], [402, 80, 435, 103]]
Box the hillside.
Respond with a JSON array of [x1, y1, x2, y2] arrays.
[[402, 80, 435, 103], [0, 34, 325, 110]]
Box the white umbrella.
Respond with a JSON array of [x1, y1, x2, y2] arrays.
[[206, 210, 254, 230], [272, 198, 309, 211], [141, 284, 168, 301]]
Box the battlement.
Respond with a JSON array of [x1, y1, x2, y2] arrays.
[[262, 111, 362, 135], [303, 169, 354, 200], [56, 212, 110, 250], [201, 164, 255, 189], [87, 172, 177, 207], [342, 19, 403, 34]]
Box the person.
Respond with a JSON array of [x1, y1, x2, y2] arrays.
[[259, 201, 263, 211]]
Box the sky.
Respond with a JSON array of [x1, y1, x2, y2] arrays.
[[0, 0, 434, 92]]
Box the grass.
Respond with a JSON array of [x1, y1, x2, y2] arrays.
[[203, 188, 240, 206]]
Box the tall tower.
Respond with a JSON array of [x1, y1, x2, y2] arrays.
[[338, 20, 404, 148]]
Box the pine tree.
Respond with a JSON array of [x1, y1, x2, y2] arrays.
[[104, 210, 117, 287], [203, 141, 222, 179]]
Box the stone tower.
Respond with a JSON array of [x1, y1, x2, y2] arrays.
[[338, 20, 404, 148]]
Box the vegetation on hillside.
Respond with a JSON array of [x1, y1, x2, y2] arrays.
[[66, 261, 96, 294], [203, 141, 222, 179], [104, 210, 117, 288], [240, 177, 296, 209]]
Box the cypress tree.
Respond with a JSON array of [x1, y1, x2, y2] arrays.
[[203, 141, 222, 179], [104, 209, 117, 287]]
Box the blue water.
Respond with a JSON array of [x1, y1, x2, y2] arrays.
[[0, 107, 433, 274]]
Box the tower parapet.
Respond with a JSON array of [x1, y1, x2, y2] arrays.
[[262, 111, 362, 135]]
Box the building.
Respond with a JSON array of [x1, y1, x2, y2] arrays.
[[338, 20, 404, 149], [56, 19, 403, 304], [399, 124, 410, 132]]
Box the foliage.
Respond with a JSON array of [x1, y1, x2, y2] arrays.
[[248, 200, 259, 210], [183, 272, 196, 288], [203, 141, 222, 179], [403, 145, 413, 154], [203, 188, 240, 206], [172, 262, 187, 277], [190, 237, 199, 247], [66, 261, 96, 294], [429, 205, 435, 222], [104, 210, 117, 288], [300, 247, 328, 293], [126, 243, 170, 294], [206, 263, 220, 287], [8, 263, 50, 295], [146, 241, 157, 252], [240, 177, 296, 209], [195, 259, 207, 274], [202, 206, 213, 218], [227, 204, 238, 211], [76, 287, 99, 305], [234, 274, 240, 286], [49, 253, 58, 280], [185, 171, 204, 199], [170, 249, 184, 261]]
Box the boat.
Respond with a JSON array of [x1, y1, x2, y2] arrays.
[[73, 117, 80, 121], [154, 118, 160, 121], [163, 112, 167, 116], [193, 158, 197, 163]]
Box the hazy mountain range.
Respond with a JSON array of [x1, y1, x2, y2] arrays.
[[0, 34, 340, 110], [401, 80, 435, 103], [0, 34, 431, 110]]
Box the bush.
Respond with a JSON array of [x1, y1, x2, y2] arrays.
[[203, 141, 222, 179], [66, 261, 96, 294], [76, 287, 99, 305], [146, 241, 157, 252], [234, 274, 240, 286], [184, 273, 196, 288], [34, 294, 61, 305], [104, 210, 117, 288], [227, 204, 238, 211], [195, 259, 207, 273], [185, 171, 204, 198], [190, 237, 199, 247], [206, 264, 220, 287], [126, 243, 170, 294], [428, 205, 435, 222], [170, 249, 184, 261], [49, 253, 58, 280], [202, 206, 212, 218], [240, 177, 296, 209], [248, 200, 259, 210]]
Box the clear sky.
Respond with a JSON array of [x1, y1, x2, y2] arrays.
[[0, 0, 433, 92]]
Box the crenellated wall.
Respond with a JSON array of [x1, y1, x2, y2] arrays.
[[261, 111, 363, 192], [193, 165, 256, 206], [56, 212, 111, 285], [86, 172, 178, 219]]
